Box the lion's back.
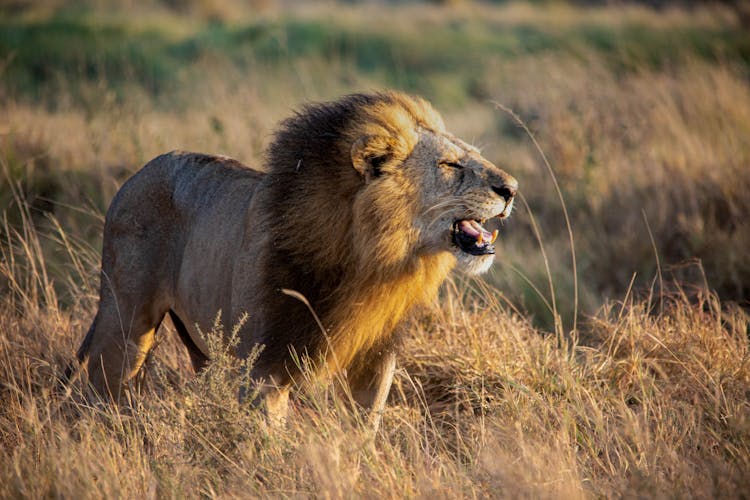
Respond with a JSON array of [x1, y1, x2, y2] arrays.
[[107, 150, 263, 224], [101, 151, 266, 328]]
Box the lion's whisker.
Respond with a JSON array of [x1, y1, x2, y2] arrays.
[[425, 208, 461, 231], [424, 198, 463, 216]]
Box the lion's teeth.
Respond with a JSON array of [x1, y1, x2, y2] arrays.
[[491, 230, 498, 244], [477, 232, 484, 245]]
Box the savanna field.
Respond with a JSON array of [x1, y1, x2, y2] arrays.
[[1, 0, 750, 497]]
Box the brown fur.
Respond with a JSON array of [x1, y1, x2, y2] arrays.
[[76, 91, 517, 421]]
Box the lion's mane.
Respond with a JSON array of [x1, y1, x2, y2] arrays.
[[251, 92, 455, 380]]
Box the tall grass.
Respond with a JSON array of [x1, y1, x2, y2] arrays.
[[1, 199, 748, 497], [494, 59, 750, 319]]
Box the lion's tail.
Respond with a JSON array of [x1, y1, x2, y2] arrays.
[[61, 314, 97, 387]]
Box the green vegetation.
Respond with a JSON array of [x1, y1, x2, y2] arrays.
[[2, 6, 748, 104]]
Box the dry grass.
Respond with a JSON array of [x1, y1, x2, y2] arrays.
[[483, 57, 750, 327], [2, 1, 750, 498], [0, 215, 748, 497]]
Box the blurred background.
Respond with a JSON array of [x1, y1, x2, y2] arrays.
[[1, 0, 749, 329]]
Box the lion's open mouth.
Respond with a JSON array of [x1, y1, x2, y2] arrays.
[[452, 219, 497, 256]]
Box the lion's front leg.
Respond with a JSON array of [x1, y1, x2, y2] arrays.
[[263, 385, 291, 427], [245, 376, 291, 428], [348, 350, 397, 433]]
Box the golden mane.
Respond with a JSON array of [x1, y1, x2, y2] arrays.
[[257, 92, 452, 377], [267, 91, 446, 177]]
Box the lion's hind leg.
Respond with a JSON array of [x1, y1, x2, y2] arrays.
[[78, 236, 171, 402], [79, 289, 167, 402], [76, 158, 183, 402]]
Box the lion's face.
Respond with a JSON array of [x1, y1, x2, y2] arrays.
[[408, 130, 517, 274], [354, 127, 517, 275]]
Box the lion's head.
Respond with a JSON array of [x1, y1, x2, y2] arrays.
[[267, 91, 517, 279]]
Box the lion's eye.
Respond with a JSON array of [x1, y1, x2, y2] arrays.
[[439, 161, 464, 169]]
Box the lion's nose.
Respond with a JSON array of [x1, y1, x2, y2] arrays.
[[491, 179, 518, 202]]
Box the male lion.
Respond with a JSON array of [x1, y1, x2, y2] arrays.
[[76, 91, 517, 426]]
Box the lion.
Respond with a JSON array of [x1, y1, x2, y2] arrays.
[[76, 91, 517, 427]]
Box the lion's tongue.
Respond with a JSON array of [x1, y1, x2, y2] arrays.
[[458, 220, 494, 243]]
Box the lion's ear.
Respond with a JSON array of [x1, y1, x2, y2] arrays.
[[351, 136, 389, 183]]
